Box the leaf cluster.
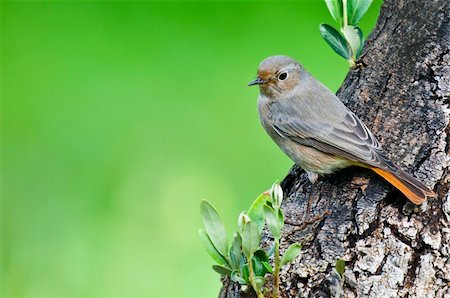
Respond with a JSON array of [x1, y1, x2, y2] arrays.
[[320, 0, 373, 67], [199, 184, 302, 297]]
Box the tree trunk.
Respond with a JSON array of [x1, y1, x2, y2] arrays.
[[221, 0, 450, 297]]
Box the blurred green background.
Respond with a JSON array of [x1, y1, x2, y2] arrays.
[[1, 1, 381, 297]]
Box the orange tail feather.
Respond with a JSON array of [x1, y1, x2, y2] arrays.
[[371, 167, 435, 205]]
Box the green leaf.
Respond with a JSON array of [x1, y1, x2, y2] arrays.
[[239, 254, 246, 269], [355, 26, 364, 58], [320, 24, 351, 60], [198, 229, 230, 267], [280, 243, 302, 267], [252, 256, 265, 277], [347, 0, 373, 25], [241, 221, 260, 257], [335, 259, 346, 278], [229, 233, 242, 270], [231, 270, 247, 285], [252, 250, 270, 277], [241, 264, 249, 283], [261, 261, 273, 273], [254, 250, 273, 273], [200, 200, 228, 257], [264, 205, 281, 239], [277, 208, 284, 230], [238, 211, 250, 234], [248, 194, 268, 234], [324, 0, 343, 26], [212, 265, 232, 276], [342, 25, 361, 59], [253, 249, 269, 263]]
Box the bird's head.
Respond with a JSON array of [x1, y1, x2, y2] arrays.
[[248, 55, 303, 97]]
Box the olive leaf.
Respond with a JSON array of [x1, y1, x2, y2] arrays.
[[200, 200, 229, 257], [342, 25, 361, 59], [264, 205, 281, 239], [238, 211, 250, 234], [347, 0, 373, 25], [277, 208, 284, 229], [229, 233, 242, 270], [263, 205, 280, 237], [320, 24, 351, 60], [280, 243, 302, 267], [253, 249, 269, 263], [241, 220, 260, 257], [262, 260, 273, 274], [355, 26, 364, 58], [241, 263, 250, 283], [248, 194, 268, 233], [252, 256, 265, 277], [212, 265, 232, 276], [325, 0, 343, 26], [198, 229, 230, 267], [253, 250, 272, 276]]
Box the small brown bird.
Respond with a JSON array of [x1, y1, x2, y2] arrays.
[[249, 55, 435, 204]]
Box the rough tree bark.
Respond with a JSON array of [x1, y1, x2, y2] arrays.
[[221, 0, 450, 297]]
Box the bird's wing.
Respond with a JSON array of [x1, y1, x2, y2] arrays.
[[269, 106, 398, 172], [268, 101, 436, 202]]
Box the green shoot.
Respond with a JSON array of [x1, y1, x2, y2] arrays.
[[320, 0, 373, 67], [199, 183, 302, 298]]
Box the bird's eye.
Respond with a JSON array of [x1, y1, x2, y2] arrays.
[[278, 72, 288, 81]]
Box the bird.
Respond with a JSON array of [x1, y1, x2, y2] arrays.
[[249, 55, 435, 205]]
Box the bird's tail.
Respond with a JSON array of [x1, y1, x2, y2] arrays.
[[371, 167, 435, 205]]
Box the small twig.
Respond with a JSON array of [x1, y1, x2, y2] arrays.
[[247, 255, 264, 298], [273, 240, 280, 298]]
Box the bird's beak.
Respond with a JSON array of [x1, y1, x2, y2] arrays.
[[248, 77, 267, 86]]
